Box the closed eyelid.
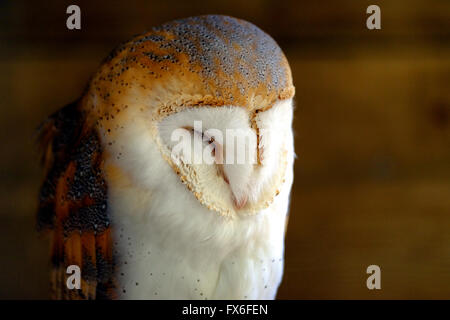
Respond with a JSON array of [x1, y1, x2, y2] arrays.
[[185, 127, 224, 164], [182, 126, 216, 144]]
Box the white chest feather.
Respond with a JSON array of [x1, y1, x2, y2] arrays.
[[102, 100, 294, 299], [108, 161, 292, 300]]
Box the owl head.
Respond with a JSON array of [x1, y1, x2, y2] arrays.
[[81, 15, 295, 217]]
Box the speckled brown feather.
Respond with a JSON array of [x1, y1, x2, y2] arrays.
[[37, 101, 116, 299]]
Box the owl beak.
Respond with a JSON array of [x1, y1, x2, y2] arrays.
[[233, 193, 248, 210], [217, 162, 248, 210], [213, 140, 250, 210], [219, 167, 249, 210]]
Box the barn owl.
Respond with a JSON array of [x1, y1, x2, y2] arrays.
[[37, 15, 295, 300]]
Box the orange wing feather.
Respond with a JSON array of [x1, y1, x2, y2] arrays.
[[37, 101, 116, 299]]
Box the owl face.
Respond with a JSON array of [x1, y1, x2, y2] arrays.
[[157, 100, 293, 215], [83, 15, 295, 217]]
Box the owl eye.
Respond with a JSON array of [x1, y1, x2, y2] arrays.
[[182, 126, 217, 158], [183, 126, 215, 144]]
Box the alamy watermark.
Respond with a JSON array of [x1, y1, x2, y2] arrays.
[[366, 5, 381, 30], [66, 265, 81, 290], [366, 265, 381, 290], [65, 5, 380, 31], [66, 5, 81, 30]]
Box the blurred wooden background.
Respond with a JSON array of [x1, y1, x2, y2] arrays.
[[0, 0, 449, 299]]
